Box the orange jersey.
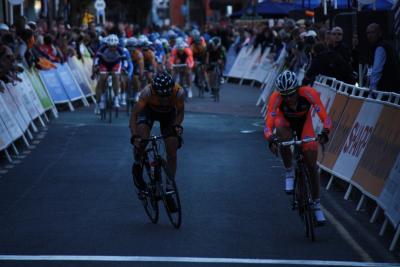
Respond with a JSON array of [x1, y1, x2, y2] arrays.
[[138, 83, 185, 113], [142, 49, 157, 69], [264, 86, 332, 140], [169, 48, 194, 69], [191, 43, 207, 62]]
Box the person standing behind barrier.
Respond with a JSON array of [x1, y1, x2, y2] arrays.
[[303, 42, 353, 85], [366, 23, 400, 94]]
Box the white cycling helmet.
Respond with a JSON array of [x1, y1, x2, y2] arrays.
[[126, 37, 138, 48], [275, 70, 299, 96], [106, 34, 119, 46], [176, 41, 186, 50]]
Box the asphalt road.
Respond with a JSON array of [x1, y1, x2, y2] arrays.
[[0, 83, 398, 267]]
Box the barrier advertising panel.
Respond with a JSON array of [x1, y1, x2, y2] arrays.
[[20, 73, 45, 115], [3, 84, 30, 132], [379, 154, 400, 226], [14, 79, 41, 120], [0, 97, 23, 141], [39, 69, 70, 104], [319, 93, 350, 168], [224, 45, 238, 76], [67, 57, 93, 96], [55, 63, 85, 101], [253, 48, 272, 83], [351, 105, 400, 197], [332, 100, 383, 181], [25, 69, 53, 110], [244, 47, 263, 81], [0, 116, 12, 151], [312, 82, 337, 134], [228, 46, 254, 79]]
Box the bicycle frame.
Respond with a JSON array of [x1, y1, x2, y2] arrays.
[[280, 135, 316, 241]]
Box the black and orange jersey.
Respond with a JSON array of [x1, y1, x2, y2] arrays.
[[142, 49, 157, 70], [191, 43, 207, 62], [138, 83, 185, 113]]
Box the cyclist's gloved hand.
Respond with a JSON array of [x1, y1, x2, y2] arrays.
[[173, 125, 183, 136], [130, 135, 141, 148], [318, 128, 330, 144], [268, 134, 279, 156]]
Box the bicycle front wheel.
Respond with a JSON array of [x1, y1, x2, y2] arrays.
[[140, 165, 159, 224], [160, 159, 182, 229]]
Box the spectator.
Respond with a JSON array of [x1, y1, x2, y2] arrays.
[[303, 42, 353, 85], [39, 34, 63, 63], [366, 23, 400, 93], [329, 26, 352, 64]]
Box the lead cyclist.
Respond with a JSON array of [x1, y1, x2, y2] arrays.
[[264, 71, 332, 225]]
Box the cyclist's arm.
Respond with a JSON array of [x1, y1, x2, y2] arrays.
[[264, 91, 281, 140], [185, 48, 194, 69], [301, 86, 332, 130], [137, 55, 144, 77], [129, 96, 147, 136], [169, 49, 177, 67]]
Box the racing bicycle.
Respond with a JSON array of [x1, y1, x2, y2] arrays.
[[135, 135, 182, 229]]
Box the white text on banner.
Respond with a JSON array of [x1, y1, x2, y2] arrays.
[[14, 80, 41, 120], [332, 100, 383, 181]]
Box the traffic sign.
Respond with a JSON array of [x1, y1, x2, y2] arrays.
[[94, 0, 106, 11]]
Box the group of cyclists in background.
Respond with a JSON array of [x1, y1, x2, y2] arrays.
[[91, 26, 227, 115]]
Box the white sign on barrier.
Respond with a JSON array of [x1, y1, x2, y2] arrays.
[[312, 82, 337, 133], [253, 48, 272, 83], [0, 96, 23, 141], [332, 100, 383, 181], [379, 153, 400, 226], [243, 47, 263, 81], [2, 84, 30, 133], [21, 73, 45, 115], [15, 80, 41, 120]]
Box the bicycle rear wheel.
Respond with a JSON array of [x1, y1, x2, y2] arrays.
[[140, 163, 159, 224], [160, 159, 182, 229]]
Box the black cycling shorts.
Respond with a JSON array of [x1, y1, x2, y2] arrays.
[[137, 106, 177, 137]]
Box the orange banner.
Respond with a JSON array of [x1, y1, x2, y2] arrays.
[[351, 105, 400, 197], [319, 94, 349, 168]]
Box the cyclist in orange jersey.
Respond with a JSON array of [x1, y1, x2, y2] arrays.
[[264, 70, 332, 225]]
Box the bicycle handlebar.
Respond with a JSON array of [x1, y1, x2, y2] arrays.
[[140, 135, 165, 142], [279, 137, 316, 147], [172, 64, 187, 68]]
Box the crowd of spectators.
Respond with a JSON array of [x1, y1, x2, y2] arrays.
[[0, 15, 398, 94], [227, 18, 400, 94]]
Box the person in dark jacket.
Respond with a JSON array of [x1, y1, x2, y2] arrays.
[[303, 42, 353, 85], [366, 23, 400, 93]]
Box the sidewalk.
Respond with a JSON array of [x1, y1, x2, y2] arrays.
[[186, 83, 262, 118]]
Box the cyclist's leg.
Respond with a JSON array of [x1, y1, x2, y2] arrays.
[[112, 73, 121, 107], [301, 114, 319, 200], [275, 114, 296, 193], [120, 72, 128, 105], [185, 68, 192, 98], [133, 108, 153, 191], [160, 112, 179, 179], [96, 73, 107, 109]]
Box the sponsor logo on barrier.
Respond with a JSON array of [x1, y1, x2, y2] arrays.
[[342, 122, 374, 157]]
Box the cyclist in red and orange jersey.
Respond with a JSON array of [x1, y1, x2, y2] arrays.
[[190, 32, 208, 92], [264, 71, 332, 225], [169, 41, 194, 98]]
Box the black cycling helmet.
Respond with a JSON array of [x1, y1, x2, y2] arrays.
[[152, 72, 174, 97], [275, 70, 299, 96]]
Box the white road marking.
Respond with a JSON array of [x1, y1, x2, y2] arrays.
[[323, 207, 372, 262], [15, 155, 26, 159], [4, 165, 14, 169], [12, 160, 21, 164], [32, 140, 41, 145], [28, 145, 36, 150], [23, 151, 32, 155], [0, 255, 397, 266], [0, 169, 8, 174], [240, 130, 256, 134]]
